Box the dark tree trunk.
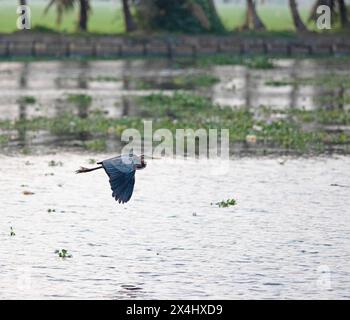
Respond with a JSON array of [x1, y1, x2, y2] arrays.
[[289, 0, 307, 32], [122, 0, 137, 32], [337, 0, 349, 27], [246, 0, 266, 31], [19, 0, 27, 5], [308, 0, 335, 22], [79, 0, 89, 32]]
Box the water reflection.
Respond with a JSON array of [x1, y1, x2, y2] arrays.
[[18, 63, 29, 146], [0, 58, 349, 153]]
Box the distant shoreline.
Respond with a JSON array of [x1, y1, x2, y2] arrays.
[[0, 32, 350, 58]]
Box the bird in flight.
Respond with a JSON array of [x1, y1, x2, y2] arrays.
[[76, 154, 147, 203]]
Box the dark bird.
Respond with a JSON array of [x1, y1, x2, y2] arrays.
[[76, 154, 147, 203]]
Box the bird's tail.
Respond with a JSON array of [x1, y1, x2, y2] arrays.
[[75, 166, 103, 174]]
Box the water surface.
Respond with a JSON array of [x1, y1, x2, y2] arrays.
[[0, 154, 349, 299]]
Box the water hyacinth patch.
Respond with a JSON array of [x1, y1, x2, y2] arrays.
[[67, 94, 92, 108], [48, 160, 63, 167], [214, 199, 237, 208], [55, 249, 72, 258], [18, 96, 36, 104]]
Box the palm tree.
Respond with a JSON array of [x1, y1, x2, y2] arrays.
[[309, 0, 349, 28], [337, 0, 349, 27], [78, 0, 90, 31], [44, 0, 75, 28], [44, 0, 90, 31], [122, 0, 137, 32], [289, 0, 307, 32], [308, 0, 335, 23], [241, 0, 266, 31]]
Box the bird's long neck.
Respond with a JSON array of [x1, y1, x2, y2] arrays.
[[76, 166, 103, 174]]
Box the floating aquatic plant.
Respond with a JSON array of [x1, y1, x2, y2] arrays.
[[18, 96, 36, 104], [48, 160, 63, 167], [22, 191, 35, 195], [67, 94, 92, 107], [215, 199, 237, 208], [55, 249, 72, 258]]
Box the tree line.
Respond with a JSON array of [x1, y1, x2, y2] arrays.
[[18, 0, 350, 33]]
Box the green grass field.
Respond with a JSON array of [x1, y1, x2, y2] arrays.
[[0, 2, 313, 34], [0, 2, 125, 34], [219, 5, 311, 31]]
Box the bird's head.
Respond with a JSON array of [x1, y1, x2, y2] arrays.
[[135, 154, 147, 170]]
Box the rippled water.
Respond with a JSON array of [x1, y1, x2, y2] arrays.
[[1, 154, 350, 299]]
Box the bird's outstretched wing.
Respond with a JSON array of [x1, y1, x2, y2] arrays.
[[100, 155, 136, 203]]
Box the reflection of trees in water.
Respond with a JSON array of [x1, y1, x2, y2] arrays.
[[324, 84, 345, 110], [244, 68, 252, 109], [77, 61, 90, 119], [18, 63, 29, 146], [77, 61, 89, 89], [203, 66, 217, 109], [319, 86, 346, 111], [121, 60, 132, 116], [337, 86, 345, 110], [76, 61, 91, 142], [311, 60, 345, 111], [54, 61, 92, 143], [289, 60, 300, 109]]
